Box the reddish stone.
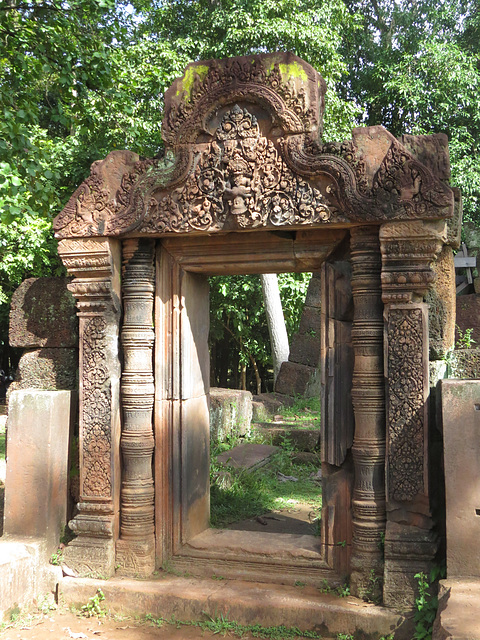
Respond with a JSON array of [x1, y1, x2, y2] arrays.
[[9, 277, 78, 348], [275, 362, 316, 396], [289, 334, 321, 368], [456, 294, 480, 346]]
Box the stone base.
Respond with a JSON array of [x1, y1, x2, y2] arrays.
[[0, 537, 61, 622], [383, 522, 438, 612], [115, 537, 155, 577], [63, 536, 115, 579]]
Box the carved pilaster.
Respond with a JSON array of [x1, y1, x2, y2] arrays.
[[349, 227, 386, 601], [116, 239, 156, 576], [57, 238, 121, 577], [380, 220, 446, 609]]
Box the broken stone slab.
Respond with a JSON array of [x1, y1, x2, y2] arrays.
[[447, 349, 480, 380], [275, 361, 320, 397], [11, 347, 78, 391], [4, 390, 72, 553], [254, 424, 320, 452], [251, 392, 293, 422], [210, 387, 252, 442], [288, 333, 322, 368], [217, 443, 280, 471], [9, 277, 78, 348], [0, 537, 62, 622]]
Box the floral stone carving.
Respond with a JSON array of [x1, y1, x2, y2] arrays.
[[53, 53, 454, 240], [140, 105, 332, 233]]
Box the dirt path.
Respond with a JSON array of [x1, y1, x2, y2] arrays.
[[0, 606, 321, 640]]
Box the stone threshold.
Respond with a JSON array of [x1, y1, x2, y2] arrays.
[[60, 574, 406, 639], [172, 529, 332, 586]]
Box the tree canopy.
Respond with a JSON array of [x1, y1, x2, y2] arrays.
[[1, 0, 479, 374]]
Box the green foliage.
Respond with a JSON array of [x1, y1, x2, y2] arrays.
[[209, 273, 311, 392], [455, 325, 476, 349], [81, 589, 106, 618], [414, 572, 437, 640], [341, 0, 480, 222], [319, 579, 350, 597], [147, 612, 324, 638]]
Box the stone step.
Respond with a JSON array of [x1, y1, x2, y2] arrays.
[[60, 575, 406, 639], [253, 423, 320, 452], [216, 443, 280, 471]]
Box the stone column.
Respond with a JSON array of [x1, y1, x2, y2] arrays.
[[116, 239, 156, 576], [57, 238, 122, 577], [380, 220, 446, 610], [349, 226, 386, 601]]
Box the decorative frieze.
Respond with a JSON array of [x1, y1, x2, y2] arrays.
[[57, 237, 121, 578]]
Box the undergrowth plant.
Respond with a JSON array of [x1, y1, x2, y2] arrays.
[[145, 612, 324, 638], [414, 566, 445, 640], [80, 589, 106, 618]]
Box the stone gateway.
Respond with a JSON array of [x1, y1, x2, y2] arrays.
[[53, 52, 456, 609]]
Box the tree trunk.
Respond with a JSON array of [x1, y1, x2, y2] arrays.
[[260, 273, 290, 384]]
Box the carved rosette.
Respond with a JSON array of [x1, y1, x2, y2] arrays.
[[116, 239, 156, 576], [349, 227, 386, 601], [57, 238, 121, 578]]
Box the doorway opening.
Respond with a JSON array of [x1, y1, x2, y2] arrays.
[[154, 229, 352, 585], [208, 271, 322, 538]]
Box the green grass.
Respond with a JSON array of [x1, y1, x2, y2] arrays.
[[0, 421, 5, 462], [210, 439, 322, 530], [145, 613, 324, 638]]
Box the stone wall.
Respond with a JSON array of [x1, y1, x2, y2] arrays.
[[9, 277, 78, 391]]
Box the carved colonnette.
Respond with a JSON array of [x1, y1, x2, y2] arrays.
[[57, 238, 121, 577], [116, 239, 156, 576], [349, 227, 386, 600], [380, 220, 446, 609]]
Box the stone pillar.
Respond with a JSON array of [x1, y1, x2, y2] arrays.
[[57, 238, 122, 578], [380, 220, 445, 610], [349, 227, 386, 601], [116, 239, 156, 576]]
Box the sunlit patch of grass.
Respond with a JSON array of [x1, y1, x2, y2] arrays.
[[210, 447, 322, 529]]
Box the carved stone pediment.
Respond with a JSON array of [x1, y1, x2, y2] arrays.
[[54, 53, 455, 240]]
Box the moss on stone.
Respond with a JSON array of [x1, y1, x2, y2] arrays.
[[177, 65, 209, 100]]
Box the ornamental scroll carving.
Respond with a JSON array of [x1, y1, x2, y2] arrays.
[[140, 105, 333, 233], [386, 306, 427, 502], [162, 55, 323, 145], [81, 315, 112, 498], [53, 53, 455, 240]]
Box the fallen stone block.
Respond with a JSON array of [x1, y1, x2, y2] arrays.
[[210, 387, 252, 442]]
